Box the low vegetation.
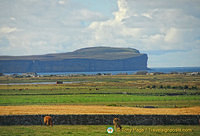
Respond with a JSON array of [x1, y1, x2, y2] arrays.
[[0, 125, 199, 136], [0, 74, 199, 108], [0, 94, 199, 108]]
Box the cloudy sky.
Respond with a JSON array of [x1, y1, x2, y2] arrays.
[[0, 0, 200, 67]]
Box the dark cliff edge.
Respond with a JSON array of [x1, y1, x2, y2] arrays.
[[0, 47, 149, 73]]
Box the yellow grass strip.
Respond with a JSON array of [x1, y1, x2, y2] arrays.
[[0, 105, 199, 115]]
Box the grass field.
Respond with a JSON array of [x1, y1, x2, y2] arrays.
[[0, 94, 199, 108], [0, 85, 199, 95], [1, 74, 200, 88], [0, 125, 199, 136], [0, 74, 199, 108]]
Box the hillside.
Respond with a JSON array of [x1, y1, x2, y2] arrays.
[[0, 47, 148, 73]]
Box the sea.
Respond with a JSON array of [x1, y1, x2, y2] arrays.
[[4, 67, 200, 76], [1, 67, 199, 85]]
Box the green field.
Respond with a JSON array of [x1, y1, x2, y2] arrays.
[[0, 94, 199, 108], [0, 125, 199, 136], [0, 74, 199, 108]]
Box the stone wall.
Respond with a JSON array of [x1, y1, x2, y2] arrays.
[[0, 114, 199, 126]]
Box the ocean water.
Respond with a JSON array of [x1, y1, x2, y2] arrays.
[[2, 67, 199, 85], [4, 67, 200, 76], [36, 67, 200, 75], [148, 67, 200, 73]]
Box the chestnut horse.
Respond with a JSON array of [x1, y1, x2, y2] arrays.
[[113, 118, 122, 131], [44, 116, 53, 126]]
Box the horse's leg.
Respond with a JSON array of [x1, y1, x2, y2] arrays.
[[50, 120, 53, 126], [47, 120, 49, 126]]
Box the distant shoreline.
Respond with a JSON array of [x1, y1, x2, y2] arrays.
[[2, 67, 200, 76]]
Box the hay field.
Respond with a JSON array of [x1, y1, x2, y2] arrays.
[[0, 105, 199, 115]]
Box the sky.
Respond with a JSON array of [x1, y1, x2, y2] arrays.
[[0, 0, 200, 67]]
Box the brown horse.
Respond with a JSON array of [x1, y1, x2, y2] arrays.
[[44, 116, 53, 126], [113, 118, 122, 131]]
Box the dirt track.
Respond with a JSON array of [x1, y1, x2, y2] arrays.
[[0, 105, 199, 115]]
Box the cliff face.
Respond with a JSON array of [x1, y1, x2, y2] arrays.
[[0, 47, 148, 73]]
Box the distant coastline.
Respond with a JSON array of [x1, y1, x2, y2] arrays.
[[3, 67, 200, 76], [0, 47, 148, 73]]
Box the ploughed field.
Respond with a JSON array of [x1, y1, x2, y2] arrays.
[[0, 74, 199, 114]]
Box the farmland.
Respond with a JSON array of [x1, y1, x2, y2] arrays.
[[1, 105, 199, 115], [0, 74, 200, 135], [0, 94, 199, 108], [0, 74, 199, 108]]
